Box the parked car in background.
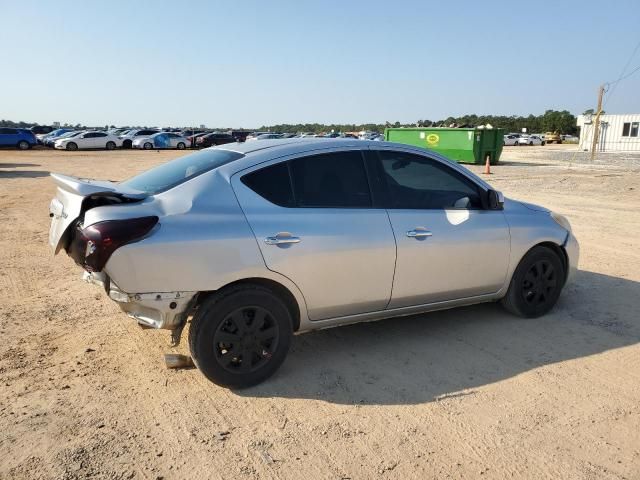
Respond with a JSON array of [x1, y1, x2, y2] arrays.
[[54, 131, 122, 150], [30, 125, 54, 135], [196, 132, 236, 148], [503, 134, 519, 146], [517, 134, 545, 146], [180, 129, 207, 138], [39, 128, 74, 145], [45, 130, 85, 147], [132, 132, 189, 150], [186, 132, 209, 147], [0, 128, 38, 149], [544, 132, 562, 144], [48, 139, 578, 388], [255, 133, 283, 140], [119, 129, 160, 148], [246, 132, 272, 141]]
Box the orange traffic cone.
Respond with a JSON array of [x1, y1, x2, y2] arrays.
[[483, 155, 492, 175]]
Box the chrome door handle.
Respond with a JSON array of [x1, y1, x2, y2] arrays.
[[406, 229, 433, 239], [264, 235, 301, 245]]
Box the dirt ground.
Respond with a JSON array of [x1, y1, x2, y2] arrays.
[[1, 144, 639, 480]]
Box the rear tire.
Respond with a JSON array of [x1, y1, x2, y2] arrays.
[[189, 285, 293, 388], [106, 141, 116, 150], [17, 140, 31, 150], [66, 142, 78, 151], [501, 246, 565, 318]]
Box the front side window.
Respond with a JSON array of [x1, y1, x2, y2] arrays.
[[631, 122, 639, 137], [290, 151, 371, 208], [377, 151, 482, 209]]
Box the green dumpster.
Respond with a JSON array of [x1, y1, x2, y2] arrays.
[[384, 127, 504, 165]]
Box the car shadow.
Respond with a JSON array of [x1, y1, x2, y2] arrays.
[[0, 163, 40, 168], [0, 170, 49, 178], [238, 270, 639, 405]]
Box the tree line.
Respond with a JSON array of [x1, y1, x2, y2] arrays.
[[1, 109, 579, 135]]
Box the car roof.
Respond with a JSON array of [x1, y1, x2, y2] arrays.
[[216, 137, 364, 155]]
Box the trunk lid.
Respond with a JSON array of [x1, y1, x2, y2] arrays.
[[48, 173, 147, 254]]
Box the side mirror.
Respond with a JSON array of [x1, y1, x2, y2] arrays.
[[488, 190, 504, 210]]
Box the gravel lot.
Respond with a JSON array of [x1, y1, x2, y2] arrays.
[[1, 144, 639, 479]]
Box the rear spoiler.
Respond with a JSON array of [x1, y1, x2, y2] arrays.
[[50, 173, 147, 199]]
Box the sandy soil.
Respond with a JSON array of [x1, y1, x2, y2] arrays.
[[1, 145, 639, 480]]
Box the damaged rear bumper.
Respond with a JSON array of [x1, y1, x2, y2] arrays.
[[83, 271, 196, 330]]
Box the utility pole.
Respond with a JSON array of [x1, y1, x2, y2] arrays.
[[590, 84, 605, 160]]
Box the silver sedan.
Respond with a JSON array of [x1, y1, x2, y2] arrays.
[[48, 139, 579, 388], [132, 132, 189, 150]]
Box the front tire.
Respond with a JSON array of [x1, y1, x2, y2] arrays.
[[17, 140, 31, 150], [106, 141, 116, 150], [189, 285, 293, 388], [501, 246, 565, 318], [177, 142, 186, 150], [143, 142, 153, 150], [66, 142, 78, 151]]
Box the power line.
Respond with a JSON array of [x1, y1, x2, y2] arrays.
[[604, 36, 640, 106]]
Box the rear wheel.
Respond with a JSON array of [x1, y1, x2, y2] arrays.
[[106, 141, 116, 150], [17, 140, 30, 150], [143, 142, 153, 150], [66, 142, 78, 151], [177, 142, 186, 150], [189, 285, 293, 388], [501, 246, 565, 318]]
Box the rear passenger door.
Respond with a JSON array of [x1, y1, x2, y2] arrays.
[[232, 149, 397, 321]]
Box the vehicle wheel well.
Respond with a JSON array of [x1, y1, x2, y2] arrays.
[[194, 278, 301, 332], [530, 241, 569, 283]]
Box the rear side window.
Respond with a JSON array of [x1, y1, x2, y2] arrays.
[[290, 151, 371, 207], [241, 162, 294, 207]]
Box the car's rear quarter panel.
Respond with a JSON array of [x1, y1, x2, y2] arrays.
[[101, 170, 269, 294]]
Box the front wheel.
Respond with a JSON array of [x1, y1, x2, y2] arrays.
[[189, 285, 293, 388], [177, 142, 186, 150], [17, 140, 31, 150], [106, 141, 116, 150], [501, 246, 565, 318], [66, 142, 78, 151], [143, 142, 153, 150]]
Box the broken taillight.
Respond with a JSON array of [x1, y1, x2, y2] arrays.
[[78, 216, 158, 272]]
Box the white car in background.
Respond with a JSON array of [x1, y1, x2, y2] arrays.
[[503, 134, 520, 146], [132, 132, 189, 150], [517, 135, 545, 146], [54, 131, 123, 151]]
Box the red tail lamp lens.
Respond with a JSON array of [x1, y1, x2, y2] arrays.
[[81, 216, 158, 272]]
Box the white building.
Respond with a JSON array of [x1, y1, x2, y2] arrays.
[[577, 114, 640, 152]]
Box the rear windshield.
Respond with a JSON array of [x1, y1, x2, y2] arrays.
[[120, 149, 243, 194]]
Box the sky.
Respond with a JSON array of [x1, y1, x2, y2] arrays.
[[1, 0, 640, 128]]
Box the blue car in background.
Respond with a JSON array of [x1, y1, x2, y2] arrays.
[[0, 128, 38, 150]]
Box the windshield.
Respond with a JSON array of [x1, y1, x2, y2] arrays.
[[120, 148, 244, 194]]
